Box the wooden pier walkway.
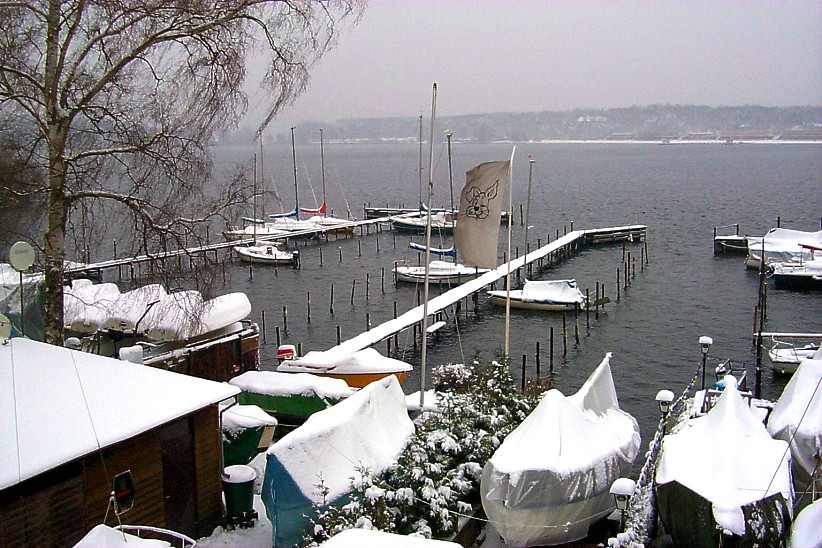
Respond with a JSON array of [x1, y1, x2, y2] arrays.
[[328, 224, 647, 355], [63, 213, 413, 276]]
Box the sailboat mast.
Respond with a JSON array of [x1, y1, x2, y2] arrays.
[[418, 115, 423, 209], [446, 131, 456, 263], [503, 147, 516, 359], [420, 83, 437, 411], [524, 157, 534, 259], [320, 128, 327, 216], [290, 127, 299, 219], [252, 153, 257, 242], [259, 134, 266, 221]]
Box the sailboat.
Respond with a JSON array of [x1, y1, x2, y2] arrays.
[[487, 279, 587, 311], [266, 127, 321, 232], [233, 145, 299, 265], [300, 128, 355, 234]]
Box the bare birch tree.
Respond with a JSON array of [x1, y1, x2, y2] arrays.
[[0, 0, 363, 343]]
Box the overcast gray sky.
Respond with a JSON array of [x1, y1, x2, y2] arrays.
[[253, 0, 822, 130]]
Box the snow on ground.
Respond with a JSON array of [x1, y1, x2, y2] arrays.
[[197, 495, 271, 548]]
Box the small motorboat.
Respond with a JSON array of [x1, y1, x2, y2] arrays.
[[393, 259, 488, 285], [768, 339, 821, 374], [481, 353, 640, 546], [391, 211, 455, 234], [276, 347, 413, 388], [770, 257, 822, 290], [745, 228, 822, 269], [234, 243, 299, 266], [487, 279, 587, 311]]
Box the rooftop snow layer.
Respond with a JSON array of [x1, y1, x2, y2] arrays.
[[656, 376, 793, 535], [0, 338, 239, 490], [229, 371, 355, 400], [222, 404, 278, 434]]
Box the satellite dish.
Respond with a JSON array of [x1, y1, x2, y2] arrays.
[[0, 313, 11, 339], [9, 241, 35, 272]]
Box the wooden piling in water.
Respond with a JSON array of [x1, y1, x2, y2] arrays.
[[595, 282, 600, 320], [275, 326, 281, 347], [585, 288, 590, 330], [521, 355, 526, 391], [350, 279, 356, 305], [574, 305, 580, 345], [366, 313, 371, 331], [330, 283, 335, 315], [358, 240, 362, 257], [616, 268, 621, 302], [319, 248, 323, 267], [562, 311, 567, 357], [282, 305, 288, 333], [261, 310, 267, 344], [549, 327, 555, 372], [366, 273, 370, 300], [536, 341, 541, 377], [336, 325, 341, 345], [306, 291, 311, 324]]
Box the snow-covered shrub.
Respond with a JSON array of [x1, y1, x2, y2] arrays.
[[301, 358, 537, 546]]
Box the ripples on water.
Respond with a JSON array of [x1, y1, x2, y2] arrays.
[[213, 142, 822, 441]]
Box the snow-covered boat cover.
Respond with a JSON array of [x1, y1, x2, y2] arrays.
[[261, 376, 414, 547], [789, 497, 822, 548], [520, 279, 585, 304], [62, 280, 251, 340], [747, 228, 822, 263], [229, 371, 355, 400], [319, 529, 461, 547], [767, 357, 822, 482], [656, 376, 794, 536], [277, 347, 413, 375], [481, 353, 640, 546], [222, 404, 278, 434], [0, 338, 239, 490]]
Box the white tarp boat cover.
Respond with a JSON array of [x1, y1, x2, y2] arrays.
[[262, 376, 414, 546], [319, 529, 461, 547], [229, 371, 355, 400], [103, 284, 167, 332], [61, 280, 250, 341], [480, 353, 640, 546], [277, 347, 413, 375], [656, 376, 794, 537], [520, 279, 585, 304], [747, 228, 822, 263], [767, 356, 822, 482], [789, 497, 822, 548]]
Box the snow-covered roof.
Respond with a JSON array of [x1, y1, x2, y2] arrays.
[[0, 338, 239, 490], [656, 376, 793, 535], [319, 529, 461, 547]]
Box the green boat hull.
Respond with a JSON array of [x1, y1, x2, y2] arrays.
[[223, 426, 268, 466], [236, 391, 339, 420]]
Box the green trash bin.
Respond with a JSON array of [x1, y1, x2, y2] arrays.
[[222, 464, 257, 528]]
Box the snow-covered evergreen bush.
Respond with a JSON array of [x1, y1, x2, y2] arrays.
[[301, 358, 538, 546]]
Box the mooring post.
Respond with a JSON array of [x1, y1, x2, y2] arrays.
[[366, 313, 371, 331], [549, 327, 555, 372], [336, 325, 341, 345], [282, 305, 288, 333], [319, 248, 323, 267], [275, 325, 281, 347], [306, 291, 311, 324], [616, 267, 621, 301], [249, 264, 253, 280], [381, 267, 386, 294], [595, 282, 600, 320], [640, 245, 644, 271], [261, 310, 267, 344], [393, 231, 396, 248], [644, 240, 649, 264], [586, 288, 590, 330], [358, 239, 362, 257], [622, 241, 626, 262], [777, 215, 781, 228], [562, 311, 567, 356], [297, 342, 302, 357], [350, 279, 356, 305], [536, 341, 541, 377], [376, 234, 380, 254], [366, 272, 370, 300], [393, 261, 398, 284], [521, 355, 526, 391], [393, 301, 399, 348], [330, 283, 335, 315], [632, 256, 636, 279], [570, 220, 574, 232], [574, 305, 580, 345]]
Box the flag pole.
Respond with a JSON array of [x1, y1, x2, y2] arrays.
[[503, 146, 516, 360], [420, 82, 438, 411]]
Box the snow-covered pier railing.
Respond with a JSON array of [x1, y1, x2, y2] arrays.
[[609, 364, 701, 548], [329, 225, 647, 355]]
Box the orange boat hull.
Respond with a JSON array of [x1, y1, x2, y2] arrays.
[[320, 371, 409, 388]]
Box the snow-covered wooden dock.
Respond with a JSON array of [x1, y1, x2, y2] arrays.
[[329, 224, 646, 355]]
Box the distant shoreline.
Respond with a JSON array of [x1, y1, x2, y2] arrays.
[[304, 138, 822, 146]]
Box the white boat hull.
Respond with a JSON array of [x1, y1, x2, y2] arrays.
[[394, 262, 487, 285], [486, 290, 583, 311], [234, 245, 298, 265]]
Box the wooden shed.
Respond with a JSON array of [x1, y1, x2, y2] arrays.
[[0, 337, 240, 547]]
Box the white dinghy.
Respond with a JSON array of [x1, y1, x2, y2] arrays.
[[480, 353, 640, 546], [394, 259, 488, 285], [768, 339, 821, 375], [487, 279, 586, 311], [234, 242, 299, 265]]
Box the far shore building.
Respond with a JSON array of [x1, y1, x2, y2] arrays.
[[0, 337, 240, 547]]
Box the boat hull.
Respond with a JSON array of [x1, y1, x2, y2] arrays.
[[486, 290, 582, 311], [234, 247, 298, 265], [319, 370, 409, 389], [237, 391, 337, 419]]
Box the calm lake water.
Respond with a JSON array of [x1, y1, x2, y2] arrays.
[[212, 141, 822, 442]]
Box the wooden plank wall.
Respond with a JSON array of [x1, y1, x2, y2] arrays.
[[192, 405, 224, 538], [83, 429, 166, 530]]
